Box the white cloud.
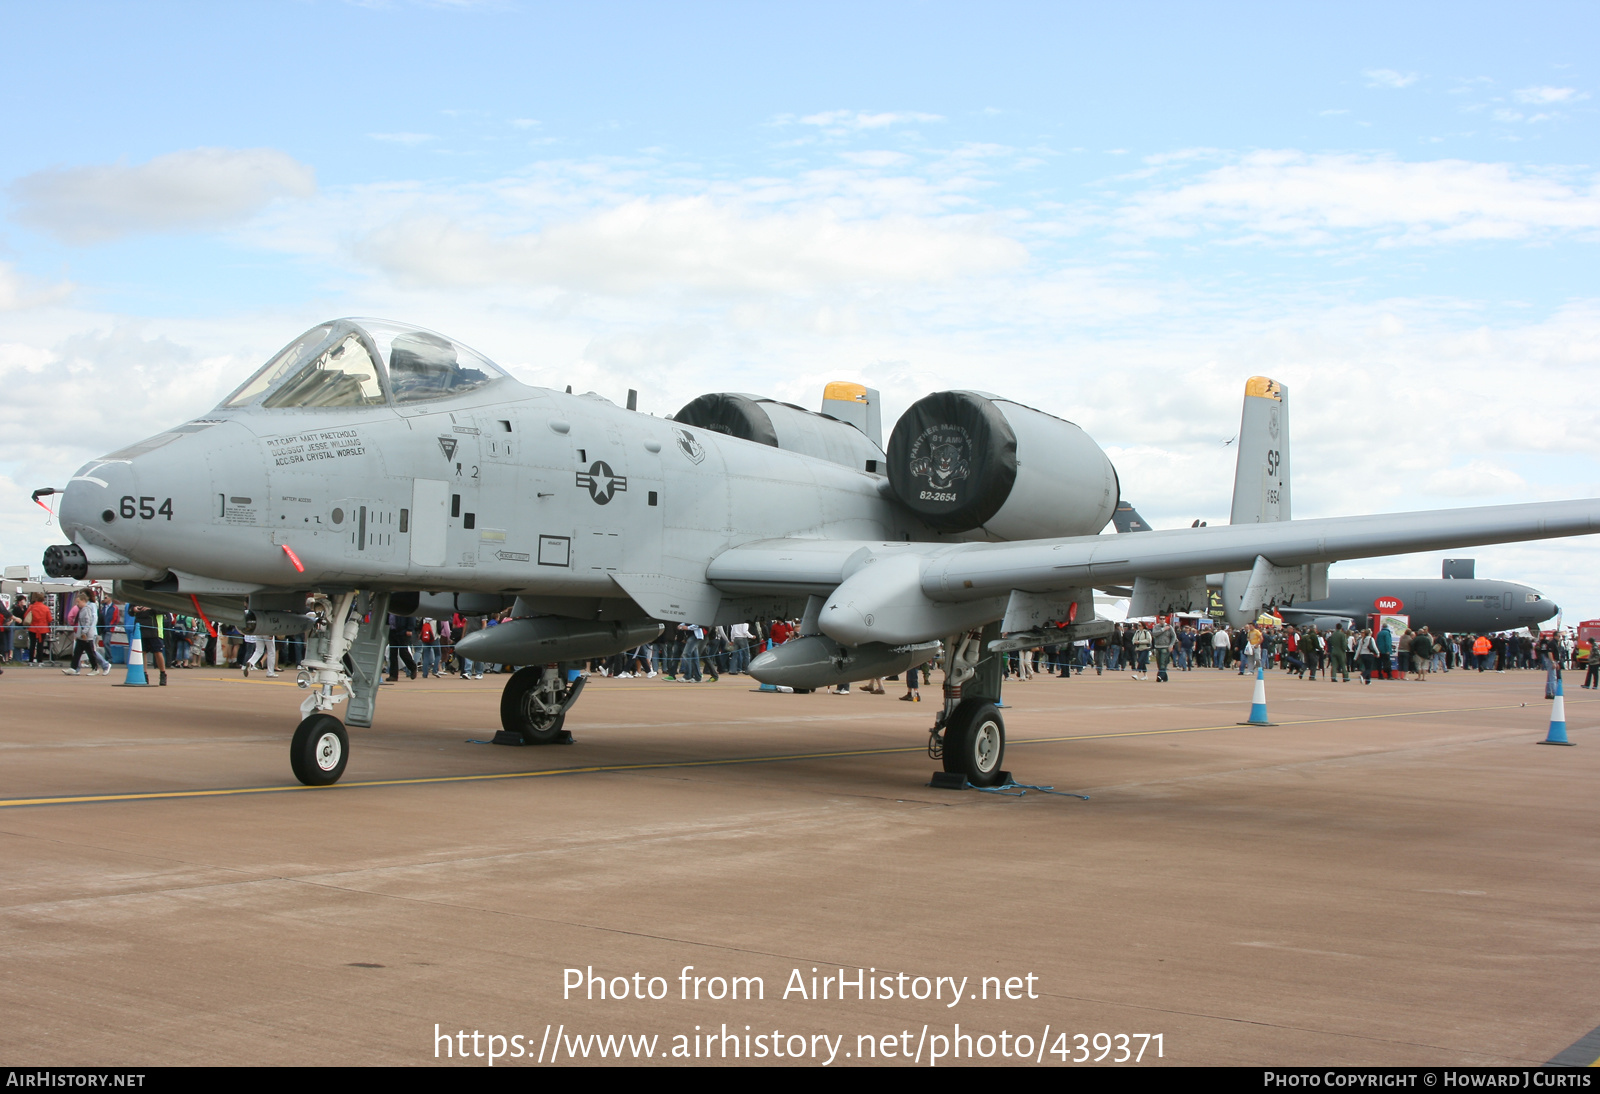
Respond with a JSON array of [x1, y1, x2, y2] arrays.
[[354, 197, 1026, 295], [368, 132, 436, 145], [1119, 151, 1600, 245], [839, 150, 913, 168], [8, 147, 316, 244], [0, 262, 72, 311], [1364, 69, 1419, 89], [795, 110, 943, 130], [1513, 86, 1584, 104], [1424, 460, 1529, 497]]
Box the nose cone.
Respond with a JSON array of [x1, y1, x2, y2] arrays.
[[59, 459, 142, 554]]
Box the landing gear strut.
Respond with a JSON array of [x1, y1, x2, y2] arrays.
[[288, 591, 361, 786], [497, 665, 584, 745], [931, 629, 1007, 786]]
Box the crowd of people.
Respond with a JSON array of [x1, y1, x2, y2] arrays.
[[2, 588, 1589, 702], [994, 618, 1585, 699]]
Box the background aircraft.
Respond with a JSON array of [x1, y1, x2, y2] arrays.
[[37, 319, 1600, 788]]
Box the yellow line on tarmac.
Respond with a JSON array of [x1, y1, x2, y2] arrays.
[[0, 700, 1568, 810]]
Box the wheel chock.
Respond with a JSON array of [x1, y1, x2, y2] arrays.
[[928, 769, 1013, 791]]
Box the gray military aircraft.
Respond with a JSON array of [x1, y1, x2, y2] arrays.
[[34, 320, 1600, 788], [1280, 564, 1557, 634]]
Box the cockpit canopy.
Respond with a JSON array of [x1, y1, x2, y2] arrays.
[[221, 319, 508, 410]]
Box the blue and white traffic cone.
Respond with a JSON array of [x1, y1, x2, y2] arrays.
[[1239, 663, 1275, 725], [116, 616, 148, 687], [1539, 677, 1573, 746]]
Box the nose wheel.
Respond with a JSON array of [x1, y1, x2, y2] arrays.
[[290, 713, 349, 786]]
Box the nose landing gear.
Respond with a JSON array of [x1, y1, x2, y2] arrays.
[[287, 591, 361, 786]]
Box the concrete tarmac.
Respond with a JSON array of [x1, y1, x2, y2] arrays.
[[1, 660, 1596, 1066]]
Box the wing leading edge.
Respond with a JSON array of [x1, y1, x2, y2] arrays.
[[706, 497, 1600, 645]]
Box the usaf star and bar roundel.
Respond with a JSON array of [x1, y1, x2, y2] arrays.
[[576, 461, 628, 504]]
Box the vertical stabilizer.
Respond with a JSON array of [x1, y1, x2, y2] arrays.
[[1111, 501, 1152, 533], [1229, 376, 1290, 525], [1222, 377, 1313, 624], [821, 381, 882, 448]]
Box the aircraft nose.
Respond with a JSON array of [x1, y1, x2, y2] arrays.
[[58, 461, 141, 549]]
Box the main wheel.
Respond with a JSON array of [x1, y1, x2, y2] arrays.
[[290, 713, 349, 786], [500, 666, 567, 744], [941, 699, 1006, 787]]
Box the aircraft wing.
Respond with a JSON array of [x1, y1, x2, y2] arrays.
[[707, 498, 1600, 645]]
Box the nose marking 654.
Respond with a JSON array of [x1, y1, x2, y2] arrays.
[[119, 495, 174, 521]]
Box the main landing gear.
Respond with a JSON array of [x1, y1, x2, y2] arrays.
[[496, 666, 584, 745], [288, 592, 360, 786], [930, 631, 1007, 787]]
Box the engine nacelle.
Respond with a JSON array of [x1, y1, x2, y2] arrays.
[[673, 392, 885, 472], [886, 391, 1119, 539]]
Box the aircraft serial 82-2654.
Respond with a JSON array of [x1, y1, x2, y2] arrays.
[[34, 318, 1600, 787]]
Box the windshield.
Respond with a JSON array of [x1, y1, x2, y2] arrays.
[[223, 324, 335, 408], [263, 331, 387, 409]]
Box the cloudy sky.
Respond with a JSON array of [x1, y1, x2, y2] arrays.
[[3, 1, 1597, 616]]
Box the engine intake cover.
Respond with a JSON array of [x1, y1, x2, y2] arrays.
[[887, 390, 1119, 540]]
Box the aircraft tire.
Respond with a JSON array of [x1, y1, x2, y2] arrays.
[[501, 666, 568, 744], [941, 699, 1006, 787], [290, 713, 349, 786]]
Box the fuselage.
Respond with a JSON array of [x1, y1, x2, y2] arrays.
[[57, 378, 925, 607], [55, 318, 1133, 624]]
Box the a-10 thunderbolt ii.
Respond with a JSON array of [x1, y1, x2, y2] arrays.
[[36, 318, 1600, 787]]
